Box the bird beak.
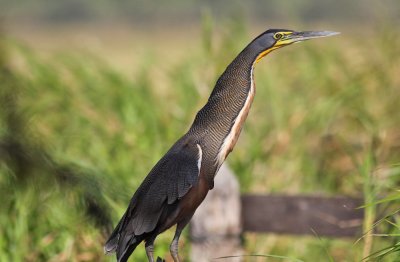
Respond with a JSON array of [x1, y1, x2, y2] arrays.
[[276, 31, 340, 46]]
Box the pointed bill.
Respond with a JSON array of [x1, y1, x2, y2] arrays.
[[276, 31, 340, 46], [291, 31, 340, 41]]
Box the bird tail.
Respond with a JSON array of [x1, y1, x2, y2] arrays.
[[104, 215, 124, 254], [104, 213, 145, 262], [116, 235, 142, 262]]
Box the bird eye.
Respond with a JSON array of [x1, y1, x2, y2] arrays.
[[273, 33, 283, 40]]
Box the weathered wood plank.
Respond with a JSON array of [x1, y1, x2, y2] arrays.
[[241, 194, 364, 237]]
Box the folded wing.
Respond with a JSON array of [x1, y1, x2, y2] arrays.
[[104, 141, 202, 260]]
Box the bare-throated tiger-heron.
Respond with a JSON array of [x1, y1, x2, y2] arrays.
[[104, 29, 339, 262]]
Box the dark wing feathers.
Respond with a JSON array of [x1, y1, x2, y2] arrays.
[[105, 141, 202, 257], [127, 141, 201, 234]]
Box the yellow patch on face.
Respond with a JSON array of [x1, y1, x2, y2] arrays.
[[273, 31, 295, 47], [273, 31, 292, 39], [254, 31, 294, 64], [274, 38, 296, 47]]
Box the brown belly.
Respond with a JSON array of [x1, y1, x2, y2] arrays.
[[176, 173, 210, 221], [156, 172, 210, 233]]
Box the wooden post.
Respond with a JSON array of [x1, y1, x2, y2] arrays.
[[190, 164, 243, 261]]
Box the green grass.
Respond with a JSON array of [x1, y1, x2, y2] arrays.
[[1, 21, 399, 261]]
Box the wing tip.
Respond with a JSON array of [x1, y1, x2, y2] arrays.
[[104, 236, 118, 254]]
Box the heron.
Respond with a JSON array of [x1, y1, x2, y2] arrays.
[[104, 29, 338, 262]]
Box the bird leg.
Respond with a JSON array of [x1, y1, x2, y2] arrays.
[[170, 215, 193, 262], [170, 227, 182, 262], [145, 239, 155, 262]]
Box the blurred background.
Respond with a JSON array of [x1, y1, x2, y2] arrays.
[[0, 0, 399, 261]]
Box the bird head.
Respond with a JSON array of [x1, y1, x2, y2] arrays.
[[253, 29, 339, 63]]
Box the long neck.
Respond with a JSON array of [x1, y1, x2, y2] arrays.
[[187, 43, 262, 181]]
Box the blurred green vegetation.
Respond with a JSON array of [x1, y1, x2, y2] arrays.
[[1, 0, 399, 25], [0, 17, 399, 261]]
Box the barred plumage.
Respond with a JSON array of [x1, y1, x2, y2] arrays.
[[105, 29, 338, 262]]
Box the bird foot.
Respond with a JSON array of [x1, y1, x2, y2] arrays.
[[156, 257, 165, 262]]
